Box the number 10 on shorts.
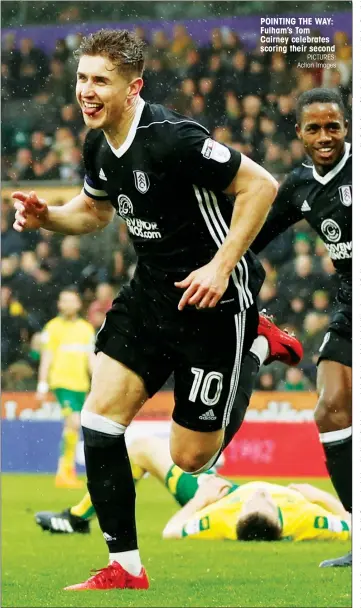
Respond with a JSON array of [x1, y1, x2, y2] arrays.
[[189, 367, 223, 406]]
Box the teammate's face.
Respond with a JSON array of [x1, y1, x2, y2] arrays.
[[58, 292, 82, 318], [76, 55, 143, 130], [296, 102, 348, 173]]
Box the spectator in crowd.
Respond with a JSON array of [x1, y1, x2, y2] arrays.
[[256, 370, 277, 391], [188, 95, 211, 130], [87, 283, 114, 330], [182, 48, 203, 82], [1, 285, 29, 369], [53, 236, 87, 289], [224, 50, 248, 98], [169, 24, 195, 70], [258, 281, 288, 325], [276, 94, 297, 141], [277, 367, 314, 391], [7, 148, 35, 181], [246, 59, 267, 97], [33, 150, 61, 180], [53, 38, 70, 63], [59, 146, 84, 183], [293, 233, 312, 257], [30, 131, 51, 163], [312, 290, 330, 315], [1, 214, 25, 257], [35, 58, 72, 107], [2, 32, 21, 80], [279, 255, 320, 304], [148, 30, 172, 69], [1, 62, 17, 102], [58, 104, 83, 135]]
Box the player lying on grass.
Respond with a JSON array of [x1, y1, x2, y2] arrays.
[[36, 436, 351, 543]]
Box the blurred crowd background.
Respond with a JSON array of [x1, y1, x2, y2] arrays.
[[2, 1, 352, 393]]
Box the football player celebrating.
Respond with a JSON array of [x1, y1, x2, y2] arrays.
[[252, 88, 352, 568]]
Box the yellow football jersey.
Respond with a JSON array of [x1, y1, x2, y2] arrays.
[[181, 481, 350, 542], [41, 317, 95, 392]]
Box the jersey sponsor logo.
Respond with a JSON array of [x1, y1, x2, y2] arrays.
[[201, 138, 231, 163], [321, 218, 341, 243], [301, 200, 311, 212], [338, 185, 352, 207], [324, 241, 352, 260], [117, 194, 134, 216], [124, 216, 162, 239], [319, 332, 330, 353], [133, 170, 150, 194], [99, 168, 107, 181]]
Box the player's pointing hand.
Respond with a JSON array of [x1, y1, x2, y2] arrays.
[[12, 191, 49, 232], [175, 261, 230, 311]]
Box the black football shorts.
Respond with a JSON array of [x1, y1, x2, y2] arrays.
[[95, 283, 259, 432], [317, 303, 352, 368]]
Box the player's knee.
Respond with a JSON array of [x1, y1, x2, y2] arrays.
[[314, 387, 350, 431], [171, 449, 213, 474]]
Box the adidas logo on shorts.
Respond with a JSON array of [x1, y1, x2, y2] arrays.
[[199, 409, 217, 421]]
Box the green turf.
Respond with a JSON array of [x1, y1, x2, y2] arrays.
[[2, 474, 351, 607]]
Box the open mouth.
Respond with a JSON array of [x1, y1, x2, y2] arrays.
[[82, 101, 104, 117], [315, 147, 335, 159]]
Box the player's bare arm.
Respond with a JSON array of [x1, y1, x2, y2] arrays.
[[36, 349, 53, 402], [176, 156, 278, 310], [12, 190, 114, 235], [288, 483, 350, 519], [162, 477, 232, 539]]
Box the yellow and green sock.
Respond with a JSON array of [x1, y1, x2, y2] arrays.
[[57, 427, 79, 476]]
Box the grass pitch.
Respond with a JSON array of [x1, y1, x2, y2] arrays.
[[2, 474, 351, 607]]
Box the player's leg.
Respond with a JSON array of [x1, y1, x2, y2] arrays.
[[314, 329, 352, 568], [170, 307, 303, 473], [54, 389, 85, 489], [65, 293, 172, 590], [130, 436, 222, 506], [170, 307, 257, 473]]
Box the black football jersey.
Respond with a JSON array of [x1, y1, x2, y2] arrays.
[[82, 98, 265, 312], [252, 143, 352, 305]]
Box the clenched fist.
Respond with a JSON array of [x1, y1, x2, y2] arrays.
[[12, 190, 49, 232]]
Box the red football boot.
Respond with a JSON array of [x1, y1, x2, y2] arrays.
[[64, 561, 149, 591], [258, 313, 303, 366]]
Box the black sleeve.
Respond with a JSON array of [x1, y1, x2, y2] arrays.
[[82, 131, 109, 201], [167, 121, 242, 192], [251, 172, 303, 254]]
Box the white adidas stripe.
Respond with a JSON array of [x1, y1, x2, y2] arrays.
[[222, 311, 245, 429], [207, 189, 253, 308], [193, 185, 253, 311]]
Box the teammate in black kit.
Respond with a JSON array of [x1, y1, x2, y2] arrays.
[[12, 30, 280, 590], [252, 88, 352, 568]]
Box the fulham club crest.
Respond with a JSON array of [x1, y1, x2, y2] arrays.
[[338, 185, 352, 207], [134, 170, 150, 194]]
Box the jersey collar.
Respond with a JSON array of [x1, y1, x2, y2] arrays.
[[310, 142, 351, 186], [105, 97, 145, 158]]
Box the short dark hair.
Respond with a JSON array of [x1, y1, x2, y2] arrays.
[[75, 29, 146, 77], [296, 88, 346, 124], [236, 513, 282, 541]]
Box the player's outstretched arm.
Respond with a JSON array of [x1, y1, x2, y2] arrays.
[[288, 483, 350, 518], [12, 190, 114, 235]]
